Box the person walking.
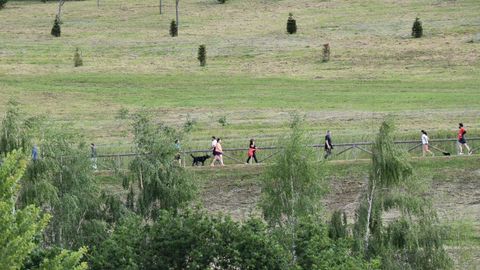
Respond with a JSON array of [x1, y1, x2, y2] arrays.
[[421, 130, 434, 157], [174, 139, 182, 165], [210, 138, 224, 166], [32, 145, 39, 161], [211, 136, 217, 155], [324, 130, 333, 159], [246, 139, 258, 164], [90, 143, 97, 170], [457, 123, 472, 155]]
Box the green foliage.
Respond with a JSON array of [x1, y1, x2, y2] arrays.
[[35, 247, 88, 270], [412, 17, 423, 38], [217, 0, 227, 3], [51, 16, 61, 37], [0, 100, 38, 157], [371, 119, 412, 188], [218, 114, 227, 126], [115, 107, 129, 120], [353, 119, 452, 269], [328, 210, 347, 240], [183, 113, 196, 133], [19, 127, 104, 249], [143, 209, 288, 269], [197, 44, 206, 66], [295, 217, 381, 270], [260, 114, 325, 264], [127, 111, 195, 218], [0, 151, 47, 270], [287, 13, 297, 34], [73, 48, 83, 67], [169, 19, 177, 37], [0, 0, 8, 10], [91, 215, 143, 270]]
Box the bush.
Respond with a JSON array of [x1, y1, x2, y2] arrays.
[[169, 20, 178, 37], [51, 16, 61, 37], [322, 43, 330, 62], [73, 48, 83, 67], [412, 17, 423, 38], [218, 115, 227, 126], [0, 0, 8, 10], [286, 13, 297, 34], [217, 0, 226, 3], [197, 44, 206, 66]]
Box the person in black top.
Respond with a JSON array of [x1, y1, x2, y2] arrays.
[[324, 130, 333, 159]]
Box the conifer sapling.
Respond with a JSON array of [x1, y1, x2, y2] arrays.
[[322, 43, 330, 62], [286, 13, 297, 34], [198, 45, 206, 66], [51, 16, 61, 37], [170, 20, 178, 37], [411, 17, 423, 38], [74, 48, 83, 67]]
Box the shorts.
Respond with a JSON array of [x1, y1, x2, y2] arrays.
[[458, 138, 467, 144]]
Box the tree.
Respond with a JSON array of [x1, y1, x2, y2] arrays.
[[260, 114, 325, 265], [322, 43, 330, 62], [0, 151, 87, 270], [217, 0, 227, 3], [19, 127, 104, 249], [51, 16, 61, 37], [0, 100, 37, 158], [197, 44, 206, 66], [0, 0, 8, 10], [175, 0, 179, 28], [159, 0, 162, 14], [126, 111, 195, 219], [286, 13, 297, 34], [169, 20, 178, 37], [56, 0, 65, 22], [412, 17, 423, 38], [353, 119, 452, 269]]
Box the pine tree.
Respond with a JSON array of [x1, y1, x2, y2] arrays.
[[286, 13, 297, 34], [51, 16, 61, 37], [0, 0, 8, 10], [170, 20, 178, 37], [322, 43, 330, 62], [198, 45, 206, 66], [411, 17, 423, 38], [73, 48, 83, 67]]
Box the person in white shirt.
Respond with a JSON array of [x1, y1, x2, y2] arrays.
[[421, 130, 434, 157]]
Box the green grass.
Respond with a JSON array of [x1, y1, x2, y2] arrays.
[[1, 0, 480, 145]]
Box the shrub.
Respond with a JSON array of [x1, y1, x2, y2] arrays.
[[51, 16, 61, 37], [217, 0, 226, 3], [411, 17, 423, 38], [115, 107, 129, 120], [218, 115, 227, 126], [197, 44, 206, 66], [322, 43, 330, 62], [286, 13, 297, 34], [169, 20, 178, 37], [0, 0, 8, 10], [73, 47, 83, 67]]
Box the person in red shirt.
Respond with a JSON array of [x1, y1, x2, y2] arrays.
[[457, 123, 471, 155]]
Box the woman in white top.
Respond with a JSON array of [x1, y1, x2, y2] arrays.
[[421, 130, 434, 157]]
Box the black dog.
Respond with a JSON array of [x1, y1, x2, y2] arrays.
[[191, 154, 211, 166]]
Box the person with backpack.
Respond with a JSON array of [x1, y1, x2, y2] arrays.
[[421, 130, 434, 157], [457, 123, 472, 155], [246, 139, 258, 164]]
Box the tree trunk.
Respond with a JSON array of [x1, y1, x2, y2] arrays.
[[159, 0, 162, 14], [57, 0, 65, 22], [97, 0, 99, 8], [364, 179, 375, 254], [175, 0, 179, 27]]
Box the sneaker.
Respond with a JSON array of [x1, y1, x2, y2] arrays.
[[459, 152, 464, 155]]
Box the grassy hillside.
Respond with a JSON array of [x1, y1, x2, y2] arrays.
[[1, 0, 479, 147]]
